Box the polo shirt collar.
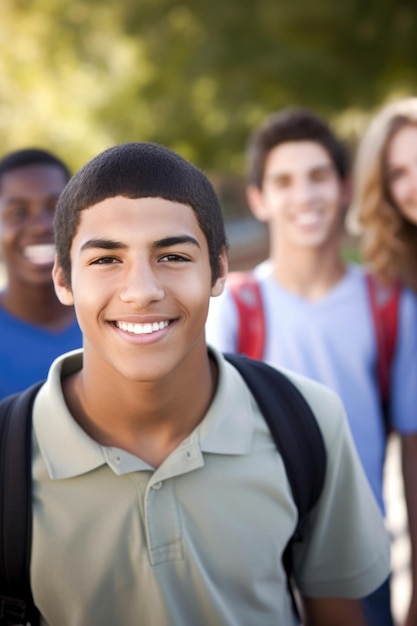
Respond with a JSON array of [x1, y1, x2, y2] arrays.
[[34, 350, 109, 480], [33, 348, 254, 480], [198, 348, 254, 454]]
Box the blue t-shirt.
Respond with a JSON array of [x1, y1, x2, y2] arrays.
[[206, 262, 417, 512], [0, 306, 82, 399]]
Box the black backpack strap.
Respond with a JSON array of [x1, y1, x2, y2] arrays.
[[0, 382, 43, 626], [223, 354, 326, 528], [223, 353, 326, 614]]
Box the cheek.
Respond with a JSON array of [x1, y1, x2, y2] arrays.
[[0, 224, 17, 243], [389, 180, 407, 208], [70, 273, 111, 313], [258, 188, 284, 215], [178, 273, 212, 313], [321, 183, 342, 205], [266, 191, 286, 211], [388, 179, 415, 220]]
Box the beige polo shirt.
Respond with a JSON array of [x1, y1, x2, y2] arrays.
[[31, 348, 390, 626]]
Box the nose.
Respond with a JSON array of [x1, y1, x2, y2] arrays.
[[28, 205, 54, 234], [119, 260, 165, 306], [292, 179, 315, 205]]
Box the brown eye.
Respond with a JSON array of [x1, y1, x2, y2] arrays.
[[4, 205, 29, 222], [159, 254, 189, 262], [92, 257, 119, 265]]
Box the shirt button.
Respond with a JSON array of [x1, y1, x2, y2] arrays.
[[152, 481, 163, 490]]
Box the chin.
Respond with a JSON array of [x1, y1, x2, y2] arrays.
[[295, 235, 329, 249], [119, 363, 173, 384]]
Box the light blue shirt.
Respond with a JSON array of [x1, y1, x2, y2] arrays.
[[206, 262, 417, 512]]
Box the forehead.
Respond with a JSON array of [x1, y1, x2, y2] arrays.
[[0, 164, 68, 197], [264, 141, 334, 176], [74, 196, 204, 243], [387, 124, 417, 162]]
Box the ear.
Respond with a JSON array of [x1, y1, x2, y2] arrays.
[[246, 184, 270, 222], [52, 256, 74, 306], [211, 247, 228, 297]]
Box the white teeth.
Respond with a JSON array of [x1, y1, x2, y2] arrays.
[[116, 320, 169, 335], [24, 244, 55, 265], [296, 213, 320, 226]]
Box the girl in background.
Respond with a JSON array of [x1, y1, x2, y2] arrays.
[[352, 96, 417, 626], [353, 97, 417, 291]]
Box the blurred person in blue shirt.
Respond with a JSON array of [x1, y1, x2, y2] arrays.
[[206, 107, 417, 626], [0, 148, 81, 398]]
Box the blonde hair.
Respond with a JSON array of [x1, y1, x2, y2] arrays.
[[351, 97, 417, 291]]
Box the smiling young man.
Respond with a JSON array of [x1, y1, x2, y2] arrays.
[[206, 108, 417, 625], [0, 148, 81, 398], [12, 142, 391, 625]]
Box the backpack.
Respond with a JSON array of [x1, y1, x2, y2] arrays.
[[0, 356, 326, 625], [228, 270, 401, 432], [0, 381, 43, 626]]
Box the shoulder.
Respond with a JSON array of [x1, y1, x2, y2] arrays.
[[253, 259, 272, 280], [344, 262, 367, 288], [223, 353, 349, 454], [276, 366, 347, 448]]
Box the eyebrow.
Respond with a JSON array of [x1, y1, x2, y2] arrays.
[[266, 163, 334, 180], [80, 239, 127, 252], [311, 163, 334, 173], [4, 193, 62, 204], [80, 235, 200, 253], [152, 235, 200, 249]]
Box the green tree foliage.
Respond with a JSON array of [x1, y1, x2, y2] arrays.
[[1, 0, 416, 176]]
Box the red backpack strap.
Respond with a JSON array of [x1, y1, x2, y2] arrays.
[[227, 271, 266, 360], [366, 272, 401, 422]]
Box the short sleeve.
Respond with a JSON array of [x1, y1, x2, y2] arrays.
[[288, 377, 391, 597]]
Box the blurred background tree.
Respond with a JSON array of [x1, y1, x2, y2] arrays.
[[1, 0, 416, 175], [2, 0, 415, 265]]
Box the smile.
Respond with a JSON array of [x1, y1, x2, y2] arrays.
[[294, 212, 321, 226], [23, 243, 55, 265], [115, 320, 170, 335]]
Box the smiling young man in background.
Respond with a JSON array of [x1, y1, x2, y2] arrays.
[[0, 148, 81, 398], [206, 107, 417, 626]]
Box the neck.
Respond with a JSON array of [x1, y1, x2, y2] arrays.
[[62, 347, 218, 467], [0, 281, 76, 329], [270, 240, 346, 300]]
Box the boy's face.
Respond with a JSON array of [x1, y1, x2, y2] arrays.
[[53, 196, 227, 383], [247, 141, 347, 250], [0, 164, 68, 286]]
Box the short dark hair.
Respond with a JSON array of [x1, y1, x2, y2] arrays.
[[247, 107, 349, 188], [0, 148, 71, 187], [54, 142, 227, 286]]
